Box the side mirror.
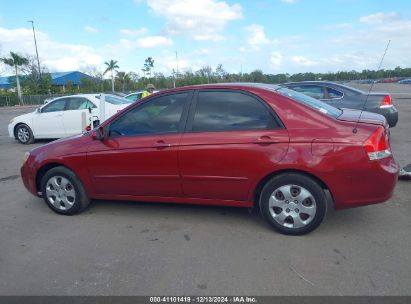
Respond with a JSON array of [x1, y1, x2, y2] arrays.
[[88, 107, 92, 114], [37, 107, 41, 113], [95, 125, 107, 141]]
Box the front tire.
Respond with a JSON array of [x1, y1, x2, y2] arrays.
[[15, 124, 35, 144], [259, 173, 327, 235], [41, 166, 90, 215]]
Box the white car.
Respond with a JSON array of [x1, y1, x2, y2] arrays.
[[8, 94, 132, 144]]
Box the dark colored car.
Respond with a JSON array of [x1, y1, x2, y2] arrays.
[[21, 83, 399, 235], [398, 79, 411, 84], [282, 81, 398, 127]]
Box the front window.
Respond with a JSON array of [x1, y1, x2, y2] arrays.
[[276, 87, 342, 118], [41, 99, 67, 113], [109, 93, 188, 137]]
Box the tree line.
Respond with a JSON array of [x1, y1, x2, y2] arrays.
[[1, 51, 411, 105]]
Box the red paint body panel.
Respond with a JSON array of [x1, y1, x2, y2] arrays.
[[21, 84, 399, 211], [179, 129, 289, 201], [86, 133, 183, 197]]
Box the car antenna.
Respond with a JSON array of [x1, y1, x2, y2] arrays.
[[352, 40, 391, 134]]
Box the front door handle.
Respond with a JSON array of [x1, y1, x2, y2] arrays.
[[153, 140, 172, 148], [253, 136, 279, 144]]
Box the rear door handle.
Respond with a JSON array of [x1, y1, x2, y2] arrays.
[[153, 140, 172, 148], [253, 136, 279, 144]]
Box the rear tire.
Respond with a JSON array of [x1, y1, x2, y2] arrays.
[[41, 166, 90, 215], [259, 173, 327, 235], [15, 124, 35, 144]]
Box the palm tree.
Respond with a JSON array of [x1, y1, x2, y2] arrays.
[[103, 60, 119, 93], [116, 71, 131, 92], [0, 52, 29, 105]]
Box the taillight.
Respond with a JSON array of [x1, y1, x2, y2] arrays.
[[380, 95, 393, 108], [364, 126, 391, 160], [85, 125, 92, 132]]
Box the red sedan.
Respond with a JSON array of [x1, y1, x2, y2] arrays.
[[21, 83, 399, 235]]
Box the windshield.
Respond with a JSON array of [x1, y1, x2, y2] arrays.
[[97, 95, 133, 105], [276, 87, 342, 118]]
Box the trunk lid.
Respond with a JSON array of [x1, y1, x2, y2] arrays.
[[337, 108, 387, 127]]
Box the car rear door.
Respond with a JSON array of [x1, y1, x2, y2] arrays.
[[179, 89, 289, 202], [63, 97, 96, 136], [87, 91, 192, 197]]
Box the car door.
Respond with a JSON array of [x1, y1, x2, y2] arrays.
[[64, 97, 97, 136], [87, 91, 191, 197], [32, 98, 67, 138], [179, 90, 289, 202]]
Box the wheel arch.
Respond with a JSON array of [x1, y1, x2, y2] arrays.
[[253, 169, 334, 208], [36, 163, 70, 193], [13, 122, 32, 138]]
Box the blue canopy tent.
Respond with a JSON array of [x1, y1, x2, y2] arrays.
[[0, 71, 94, 90]]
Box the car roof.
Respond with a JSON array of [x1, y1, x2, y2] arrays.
[[157, 83, 281, 94]]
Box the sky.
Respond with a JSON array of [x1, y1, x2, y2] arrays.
[[0, 0, 410, 77]]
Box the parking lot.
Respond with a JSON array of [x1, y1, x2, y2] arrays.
[[0, 83, 410, 296]]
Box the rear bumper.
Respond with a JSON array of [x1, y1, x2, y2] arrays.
[[330, 156, 399, 209], [377, 106, 398, 128]]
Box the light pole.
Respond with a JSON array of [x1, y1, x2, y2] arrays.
[[27, 20, 41, 79], [175, 51, 179, 78]]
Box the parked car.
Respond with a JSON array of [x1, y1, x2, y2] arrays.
[[8, 94, 133, 144], [21, 83, 399, 235], [281, 81, 398, 127], [398, 79, 411, 84], [125, 90, 159, 102]]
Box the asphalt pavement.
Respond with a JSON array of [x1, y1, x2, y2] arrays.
[[0, 84, 410, 295]]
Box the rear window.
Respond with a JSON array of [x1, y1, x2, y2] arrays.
[[192, 91, 279, 132], [276, 87, 342, 118]]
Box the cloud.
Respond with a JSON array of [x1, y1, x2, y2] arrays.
[[270, 52, 283, 69], [147, 0, 243, 41], [137, 36, 173, 48], [244, 24, 270, 50], [359, 12, 399, 25], [323, 23, 352, 30], [0, 27, 102, 71], [119, 27, 148, 36], [281, 0, 297, 3], [84, 26, 99, 33], [291, 56, 318, 67], [194, 49, 209, 56], [328, 12, 411, 69], [120, 36, 172, 49]]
